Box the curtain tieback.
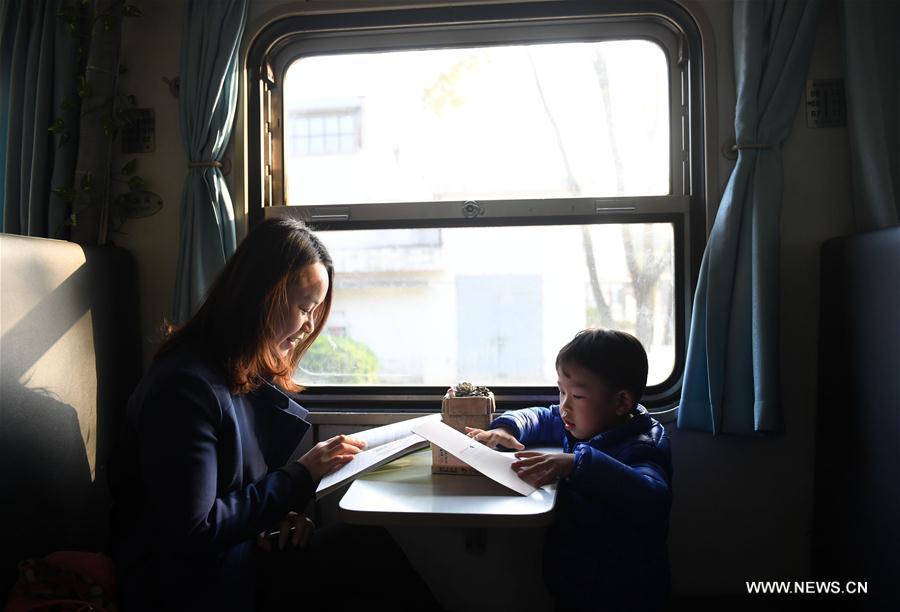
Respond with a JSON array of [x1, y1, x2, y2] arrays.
[[187, 160, 223, 168], [731, 143, 770, 151]]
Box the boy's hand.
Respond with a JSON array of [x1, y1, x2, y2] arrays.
[[511, 451, 574, 487], [465, 426, 525, 451]]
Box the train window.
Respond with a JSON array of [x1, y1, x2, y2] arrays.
[[248, 2, 705, 411], [283, 41, 668, 205], [299, 223, 676, 389]]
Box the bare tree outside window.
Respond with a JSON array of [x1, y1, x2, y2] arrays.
[[527, 47, 674, 349]]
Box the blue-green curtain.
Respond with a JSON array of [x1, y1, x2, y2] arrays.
[[0, 0, 79, 237], [172, 0, 247, 323], [841, 0, 899, 231], [678, 0, 821, 434]]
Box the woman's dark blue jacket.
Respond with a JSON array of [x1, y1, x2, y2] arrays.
[[108, 341, 315, 611], [489, 405, 672, 611]]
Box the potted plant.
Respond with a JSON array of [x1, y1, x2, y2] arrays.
[[431, 382, 496, 475]]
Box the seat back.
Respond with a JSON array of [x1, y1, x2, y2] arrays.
[[814, 226, 900, 608], [0, 234, 141, 599]]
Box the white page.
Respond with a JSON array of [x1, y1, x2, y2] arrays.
[[315, 413, 441, 498], [412, 419, 537, 497], [351, 413, 440, 449], [316, 434, 426, 498]]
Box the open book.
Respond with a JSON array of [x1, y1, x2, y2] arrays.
[[315, 413, 442, 499], [411, 419, 537, 496], [315, 413, 540, 499]]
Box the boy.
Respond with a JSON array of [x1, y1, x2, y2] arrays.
[[466, 329, 672, 611]]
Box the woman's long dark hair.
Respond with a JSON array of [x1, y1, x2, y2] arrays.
[[158, 217, 334, 394]]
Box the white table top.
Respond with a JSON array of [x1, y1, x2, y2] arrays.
[[338, 446, 559, 528]]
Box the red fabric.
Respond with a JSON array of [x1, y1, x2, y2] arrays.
[[3, 552, 116, 612]]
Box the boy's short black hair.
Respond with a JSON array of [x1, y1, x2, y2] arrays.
[[555, 329, 649, 402]]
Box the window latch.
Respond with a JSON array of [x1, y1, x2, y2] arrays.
[[310, 207, 350, 222], [595, 205, 636, 214], [461, 201, 484, 218]]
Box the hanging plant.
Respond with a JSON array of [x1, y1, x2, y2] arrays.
[[49, 0, 161, 242], [52, 157, 161, 233]]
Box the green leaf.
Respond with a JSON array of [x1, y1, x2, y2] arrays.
[[121, 159, 137, 175], [127, 175, 146, 191], [80, 172, 95, 192], [123, 5, 143, 18], [52, 186, 78, 202], [116, 190, 163, 219], [101, 114, 116, 137], [48, 118, 65, 134], [56, 7, 75, 23], [76, 76, 91, 98]]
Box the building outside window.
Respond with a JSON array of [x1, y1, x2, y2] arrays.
[[286, 102, 361, 156]]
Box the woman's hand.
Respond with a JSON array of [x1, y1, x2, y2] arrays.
[[511, 451, 574, 487], [297, 434, 367, 482], [465, 426, 525, 450], [256, 511, 315, 552]]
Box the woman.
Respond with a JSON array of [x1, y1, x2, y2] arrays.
[[108, 217, 441, 611]]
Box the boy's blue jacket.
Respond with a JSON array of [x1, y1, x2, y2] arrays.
[[490, 404, 672, 611]]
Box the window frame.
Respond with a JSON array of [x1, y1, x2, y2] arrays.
[[246, 0, 707, 415]]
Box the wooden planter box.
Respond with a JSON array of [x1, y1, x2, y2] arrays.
[[431, 392, 495, 474]]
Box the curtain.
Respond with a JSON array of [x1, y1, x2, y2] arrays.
[[678, 0, 821, 434], [841, 0, 899, 231], [172, 0, 248, 323], [0, 0, 79, 237]]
